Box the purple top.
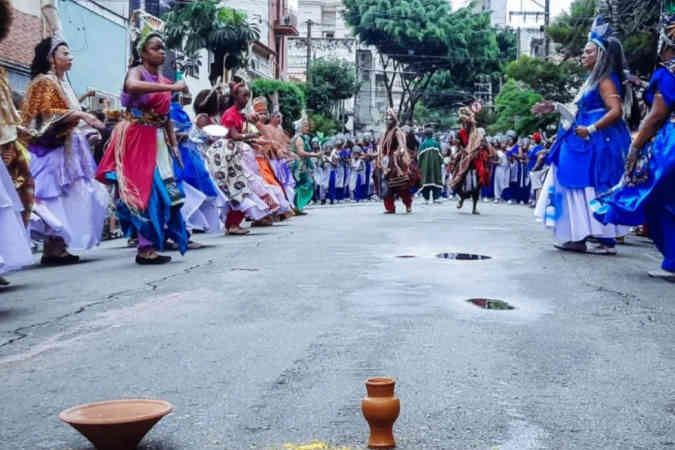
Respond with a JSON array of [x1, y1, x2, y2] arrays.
[[121, 68, 159, 110]]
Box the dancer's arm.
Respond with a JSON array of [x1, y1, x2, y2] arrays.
[[575, 77, 622, 138], [626, 92, 668, 172], [125, 67, 186, 94]]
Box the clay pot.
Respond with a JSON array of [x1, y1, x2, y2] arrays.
[[59, 399, 173, 450], [361, 377, 400, 448]]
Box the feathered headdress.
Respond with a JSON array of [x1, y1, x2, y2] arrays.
[[588, 16, 612, 51]]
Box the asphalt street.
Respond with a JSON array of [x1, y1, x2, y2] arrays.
[[0, 199, 673, 450]]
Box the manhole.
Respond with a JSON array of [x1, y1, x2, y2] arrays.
[[437, 253, 492, 260], [467, 298, 515, 310], [396, 255, 416, 259]]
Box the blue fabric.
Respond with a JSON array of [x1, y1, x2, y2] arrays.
[[173, 139, 220, 198], [170, 102, 192, 134], [527, 144, 544, 172], [644, 67, 675, 109], [364, 161, 373, 199], [547, 73, 630, 193], [111, 169, 188, 254], [327, 170, 337, 202], [593, 68, 675, 271], [340, 149, 351, 198]]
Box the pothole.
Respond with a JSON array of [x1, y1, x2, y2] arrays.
[[437, 253, 492, 260], [467, 298, 515, 310]]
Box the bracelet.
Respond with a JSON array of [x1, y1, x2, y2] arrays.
[[587, 124, 598, 134]]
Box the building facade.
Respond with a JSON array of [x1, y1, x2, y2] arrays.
[[0, 0, 43, 93], [221, 0, 298, 80], [287, 0, 402, 131], [479, 0, 507, 28], [0, 0, 128, 110]]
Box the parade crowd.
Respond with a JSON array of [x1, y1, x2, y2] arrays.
[[1, 5, 674, 284]]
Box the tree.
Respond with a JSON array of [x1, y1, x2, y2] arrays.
[[163, 0, 260, 84], [546, 0, 597, 60], [547, 0, 659, 76], [309, 112, 340, 136], [306, 59, 360, 118], [343, 0, 503, 122], [250, 79, 305, 134], [505, 56, 585, 103], [489, 79, 556, 136]]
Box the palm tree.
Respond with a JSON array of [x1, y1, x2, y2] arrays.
[[163, 0, 260, 84]]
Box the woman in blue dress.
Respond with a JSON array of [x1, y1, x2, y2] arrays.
[[593, 13, 675, 280], [535, 16, 631, 255]]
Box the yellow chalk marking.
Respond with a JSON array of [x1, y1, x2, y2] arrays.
[[281, 441, 351, 450]]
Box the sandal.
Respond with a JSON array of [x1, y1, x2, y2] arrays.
[[554, 241, 587, 253], [0, 276, 9, 286], [41, 252, 80, 266], [226, 227, 251, 236], [136, 253, 172, 265], [647, 269, 675, 281], [187, 240, 202, 250], [586, 245, 617, 255]]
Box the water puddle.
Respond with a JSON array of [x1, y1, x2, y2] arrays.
[[437, 253, 492, 260], [467, 298, 515, 310], [396, 255, 416, 259]]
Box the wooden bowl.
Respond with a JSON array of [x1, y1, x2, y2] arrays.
[[59, 399, 173, 450]]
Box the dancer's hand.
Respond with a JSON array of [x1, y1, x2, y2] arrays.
[[171, 81, 188, 93], [532, 100, 555, 116], [81, 112, 104, 130], [574, 126, 590, 139]]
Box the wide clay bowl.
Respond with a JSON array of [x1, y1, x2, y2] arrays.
[[59, 399, 173, 450]]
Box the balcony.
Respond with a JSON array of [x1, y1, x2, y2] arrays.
[[274, 11, 299, 37]]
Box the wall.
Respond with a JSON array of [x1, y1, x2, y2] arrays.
[[58, 0, 128, 100], [0, 1, 42, 92]]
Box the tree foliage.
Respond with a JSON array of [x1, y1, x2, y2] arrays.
[[547, 0, 659, 76], [342, 0, 502, 122], [306, 59, 360, 117], [505, 56, 585, 103], [309, 112, 340, 137], [163, 0, 260, 84], [250, 79, 305, 134], [490, 79, 556, 135]]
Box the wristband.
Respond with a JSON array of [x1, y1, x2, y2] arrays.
[[587, 124, 598, 134]]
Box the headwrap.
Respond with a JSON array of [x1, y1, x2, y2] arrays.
[[458, 106, 475, 124], [588, 16, 611, 51], [252, 96, 268, 114], [532, 132, 542, 143]]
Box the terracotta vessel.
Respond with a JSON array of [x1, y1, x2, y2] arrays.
[[361, 377, 400, 448], [59, 399, 173, 450]]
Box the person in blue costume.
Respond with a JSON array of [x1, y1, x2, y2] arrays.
[[593, 12, 675, 280], [534, 16, 631, 255], [170, 98, 226, 239], [502, 133, 519, 203]]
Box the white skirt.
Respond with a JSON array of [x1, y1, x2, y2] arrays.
[[0, 164, 33, 274], [536, 165, 628, 242]]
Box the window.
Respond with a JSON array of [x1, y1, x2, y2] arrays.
[[323, 31, 335, 38]]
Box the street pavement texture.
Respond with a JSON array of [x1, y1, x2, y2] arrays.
[[0, 200, 674, 450]]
